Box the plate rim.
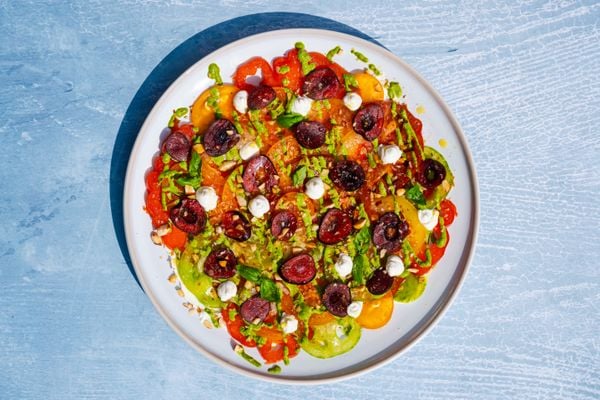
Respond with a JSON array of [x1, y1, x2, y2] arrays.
[[123, 27, 480, 384]]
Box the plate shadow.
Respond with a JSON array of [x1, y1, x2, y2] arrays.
[[109, 12, 384, 290]]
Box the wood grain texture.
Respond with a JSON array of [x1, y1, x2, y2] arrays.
[[0, 1, 598, 399]]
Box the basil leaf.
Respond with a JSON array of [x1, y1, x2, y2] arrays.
[[276, 113, 304, 128], [175, 175, 200, 187], [406, 185, 426, 206], [238, 265, 262, 283], [260, 279, 280, 302], [292, 165, 307, 187]]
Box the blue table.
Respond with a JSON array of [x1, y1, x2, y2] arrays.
[[1, 2, 598, 399]]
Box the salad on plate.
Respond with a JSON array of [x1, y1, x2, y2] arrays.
[[144, 42, 457, 371]]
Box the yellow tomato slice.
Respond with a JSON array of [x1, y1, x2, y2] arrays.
[[354, 72, 384, 102], [190, 84, 238, 133], [356, 291, 394, 329]]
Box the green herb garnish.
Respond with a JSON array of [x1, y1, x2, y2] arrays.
[[351, 49, 369, 63], [260, 279, 281, 302], [326, 46, 342, 61], [276, 113, 304, 128], [388, 81, 402, 100], [343, 73, 359, 92], [406, 185, 426, 207], [208, 63, 223, 85]]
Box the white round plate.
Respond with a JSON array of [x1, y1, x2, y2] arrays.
[[124, 28, 479, 384]]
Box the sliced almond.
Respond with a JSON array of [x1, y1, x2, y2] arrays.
[[353, 219, 367, 229], [396, 188, 406, 196], [184, 185, 195, 195], [236, 195, 247, 207], [219, 160, 237, 172]]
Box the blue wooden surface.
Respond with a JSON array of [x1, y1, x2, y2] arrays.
[[1, 1, 599, 399]]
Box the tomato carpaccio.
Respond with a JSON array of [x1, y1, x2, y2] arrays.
[[144, 42, 457, 368]]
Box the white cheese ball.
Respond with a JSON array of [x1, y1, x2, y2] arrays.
[[385, 255, 405, 277], [347, 301, 364, 319], [343, 92, 362, 111], [290, 96, 313, 116], [280, 313, 298, 334], [378, 144, 402, 164], [418, 209, 440, 231], [305, 177, 325, 200], [233, 90, 248, 114], [248, 195, 270, 218], [195, 186, 218, 211], [217, 281, 237, 302], [239, 141, 259, 161], [334, 253, 353, 278]]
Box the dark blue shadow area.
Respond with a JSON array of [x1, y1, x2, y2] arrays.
[[110, 12, 384, 290]]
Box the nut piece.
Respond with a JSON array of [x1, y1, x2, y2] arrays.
[[236, 195, 247, 207], [156, 224, 172, 237], [353, 218, 367, 229], [396, 188, 406, 196], [219, 160, 237, 172], [184, 185, 195, 195], [168, 274, 177, 284], [150, 231, 162, 245]]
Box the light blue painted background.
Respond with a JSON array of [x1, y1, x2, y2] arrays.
[[1, 1, 598, 399]]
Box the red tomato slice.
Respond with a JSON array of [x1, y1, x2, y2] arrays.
[[272, 49, 302, 92], [222, 304, 256, 347], [233, 57, 280, 91], [257, 335, 299, 364], [440, 199, 457, 226], [161, 225, 187, 251]]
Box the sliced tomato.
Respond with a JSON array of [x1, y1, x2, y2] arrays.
[[233, 57, 280, 91], [257, 335, 299, 364], [440, 199, 457, 226], [161, 225, 187, 251], [356, 291, 394, 329], [272, 49, 302, 92], [308, 51, 348, 83], [222, 304, 256, 347], [413, 229, 451, 275]]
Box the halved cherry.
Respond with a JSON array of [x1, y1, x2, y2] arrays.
[[240, 296, 271, 324], [242, 155, 278, 194], [302, 67, 342, 100], [329, 160, 365, 192], [203, 119, 240, 157], [169, 198, 206, 234], [279, 254, 316, 285], [372, 212, 409, 252], [164, 131, 191, 162], [366, 268, 393, 295], [353, 103, 384, 141], [294, 121, 326, 149], [318, 208, 352, 245], [248, 85, 276, 110], [222, 211, 251, 242], [203, 246, 237, 279], [418, 159, 447, 189], [322, 282, 351, 317], [270, 210, 298, 241]]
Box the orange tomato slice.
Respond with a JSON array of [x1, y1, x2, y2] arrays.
[[356, 291, 394, 329]]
